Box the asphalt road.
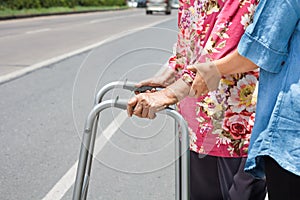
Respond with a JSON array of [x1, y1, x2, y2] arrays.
[[0, 8, 181, 200], [0, 8, 175, 76]]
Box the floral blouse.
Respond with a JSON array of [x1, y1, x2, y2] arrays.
[[168, 0, 259, 157]]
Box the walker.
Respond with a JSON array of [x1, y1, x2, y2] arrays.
[[72, 81, 190, 200]]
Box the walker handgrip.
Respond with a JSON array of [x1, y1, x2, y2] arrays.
[[122, 80, 160, 93], [113, 98, 128, 110], [134, 86, 155, 93], [122, 81, 137, 91]]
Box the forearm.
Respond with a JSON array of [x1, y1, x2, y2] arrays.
[[161, 64, 177, 78], [214, 49, 259, 75], [157, 65, 177, 86]]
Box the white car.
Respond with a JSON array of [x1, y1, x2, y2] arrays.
[[146, 0, 172, 15], [127, 0, 138, 7], [171, 0, 179, 9]]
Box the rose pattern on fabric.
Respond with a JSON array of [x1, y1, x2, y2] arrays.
[[169, 0, 259, 157]]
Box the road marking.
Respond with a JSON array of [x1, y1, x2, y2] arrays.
[[89, 13, 143, 24], [26, 28, 51, 34], [0, 17, 174, 85], [40, 17, 175, 200], [0, 28, 52, 40], [41, 111, 127, 200]]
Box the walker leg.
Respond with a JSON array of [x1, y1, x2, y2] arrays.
[[73, 128, 93, 200], [81, 115, 100, 200], [175, 122, 181, 200]]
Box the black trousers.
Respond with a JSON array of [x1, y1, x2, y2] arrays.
[[264, 156, 300, 200], [190, 151, 267, 200]]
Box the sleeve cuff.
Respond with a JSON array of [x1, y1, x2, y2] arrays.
[[238, 32, 288, 73]]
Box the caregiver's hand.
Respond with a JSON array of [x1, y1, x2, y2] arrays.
[[127, 88, 177, 119], [187, 62, 221, 97]]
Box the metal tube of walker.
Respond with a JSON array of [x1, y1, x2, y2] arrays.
[[72, 98, 190, 200], [80, 81, 138, 199], [73, 100, 117, 200]]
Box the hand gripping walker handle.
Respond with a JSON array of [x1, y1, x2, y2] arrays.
[[123, 80, 158, 93], [95, 80, 160, 105]]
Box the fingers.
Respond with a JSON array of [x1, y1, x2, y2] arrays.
[[127, 95, 152, 118], [141, 105, 150, 118], [127, 93, 162, 119], [190, 73, 209, 97], [136, 79, 155, 88], [186, 64, 210, 97], [127, 96, 138, 117], [148, 108, 156, 119], [132, 101, 144, 117], [191, 78, 201, 97], [191, 83, 201, 98], [135, 102, 157, 119], [186, 65, 197, 72], [136, 75, 167, 88], [188, 87, 196, 97]]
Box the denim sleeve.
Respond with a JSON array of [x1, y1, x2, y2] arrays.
[[238, 0, 300, 73]]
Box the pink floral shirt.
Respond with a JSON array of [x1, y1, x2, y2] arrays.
[[169, 0, 259, 157]]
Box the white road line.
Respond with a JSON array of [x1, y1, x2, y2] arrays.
[[265, 194, 269, 200], [26, 28, 51, 34], [0, 12, 139, 40], [0, 17, 173, 85], [89, 13, 143, 24], [39, 17, 174, 200], [41, 111, 128, 200]]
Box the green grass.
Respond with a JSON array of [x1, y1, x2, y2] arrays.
[[0, 6, 128, 18]]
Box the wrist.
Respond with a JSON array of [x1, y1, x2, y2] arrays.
[[160, 67, 177, 87], [194, 62, 221, 91], [166, 78, 191, 102], [162, 88, 179, 105]]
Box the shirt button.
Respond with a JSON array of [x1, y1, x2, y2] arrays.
[[281, 61, 285, 66]]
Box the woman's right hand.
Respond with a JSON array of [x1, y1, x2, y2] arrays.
[[128, 78, 191, 119], [127, 88, 178, 119]]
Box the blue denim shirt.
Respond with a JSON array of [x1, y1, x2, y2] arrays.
[[238, 0, 300, 178]]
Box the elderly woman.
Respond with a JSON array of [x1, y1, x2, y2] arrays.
[[127, 0, 266, 199], [129, 0, 300, 199]]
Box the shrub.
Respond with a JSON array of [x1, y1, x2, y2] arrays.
[[78, 0, 101, 6], [40, 0, 77, 8], [101, 0, 126, 6], [1, 0, 41, 9], [0, 0, 126, 10]]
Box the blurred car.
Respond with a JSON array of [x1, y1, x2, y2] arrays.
[[171, 0, 179, 9], [146, 0, 172, 15], [127, 0, 138, 7], [137, 0, 147, 7]]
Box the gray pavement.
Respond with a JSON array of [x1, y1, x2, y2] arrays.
[[0, 9, 180, 200], [0, 8, 176, 83], [0, 8, 270, 200]]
